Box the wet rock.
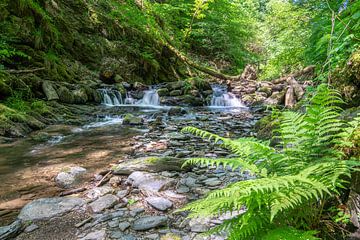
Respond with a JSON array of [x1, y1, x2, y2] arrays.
[[88, 194, 118, 213], [18, 197, 85, 221], [110, 232, 136, 240], [132, 216, 168, 231], [79, 229, 106, 240], [145, 197, 173, 211], [168, 107, 187, 116], [122, 114, 143, 125], [118, 221, 131, 231], [127, 171, 175, 192], [0, 220, 22, 240], [42, 81, 59, 101]]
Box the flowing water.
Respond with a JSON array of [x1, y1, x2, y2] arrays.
[[210, 85, 247, 109], [99, 88, 160, 107]]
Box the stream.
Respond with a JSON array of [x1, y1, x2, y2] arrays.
[[0, 87, 264, 228]]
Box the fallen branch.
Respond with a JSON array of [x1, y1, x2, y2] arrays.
[[75, 217, 93, 228], [5, 67, 45, 74], [96, 170, 113, 187]]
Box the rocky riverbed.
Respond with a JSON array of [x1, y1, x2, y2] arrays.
[[0, 103, 266, 240]]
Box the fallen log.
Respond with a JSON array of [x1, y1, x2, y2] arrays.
[[59, 187, 87, 197], [5, 67, 45, 74]]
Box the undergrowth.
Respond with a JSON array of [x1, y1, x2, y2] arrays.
[[181, 84, 360, 239]]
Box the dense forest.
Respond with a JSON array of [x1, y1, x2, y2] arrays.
[[0, 0, 360, 239]]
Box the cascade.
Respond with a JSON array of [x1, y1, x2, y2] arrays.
[[98, 89, 123, 106], [210, 85, 246, 108], [137, 89, 160, 106]]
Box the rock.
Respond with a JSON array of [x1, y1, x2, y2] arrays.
[[264, 90, 286, 106], [184, 177, 197, 187], [167, 107, 187, 116], [118, 221, 131, 231], [189, 219, 209, 233], [285, 86, 296, 108], [204, 178, 222, 186], [0, 80, 11, 100], [116, 190, 128, 199], [127, 171, 175, 192], [24, 223, 39, 233], [110, 232, 136, 240], [73, 88, 88, 104], [0, 220, 22, 240], [42, 81, 59, 101], [157, 88, 169, 96], [176, 185, 190, 193], [18, 197, 85, 221], [122, 114, 143, 125], [115, 83, 127, 95], [169, 90, 182, 96], [113, 157, 187, 175], [161, 233, 182, 240], [145, 233, 159, 239], [100, 69, 116, 84], [55, 166, 87, 189], [166, 81, 185, 90], [286, 76, 304, 100], [79, 230, 106, 240], [57, 86, 74, 103], [164, 132, 187, 140], [132, 216, 168, 231], [85, 186, 114, 199], [241, 65, 257, 81], [145, 197, 173, 211], [88, 194, 118, 213]]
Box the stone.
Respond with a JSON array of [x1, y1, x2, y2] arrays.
[[79, 230, 106, 240], [176, 185, 190, 194], [54, 171, 75, 188], [122, 114, 143, 125], [118, 221, 131, 231], [184, 177, 197, 187], [24, 223, 39, 233], [18, 197, 85, 221], [73, 88, 89, 104], [116, 190, 128, 199], [157, 88, 169, 96], [167, 107, 187, 116], [108, 219, 120, 228], [57, 86, 74, 103], [42, 81, 59, 101], [113, 157, 187, 175], [0, 220, 22, 240], [166, 81, 185, 90], [145, 197, 173, 211], [170, 90, 182, 96], [110, 232, 136, 240], [204, 178, 222, 187], [145, 233, 159, 239], [127, 171, 175, 192], [88, 194, 118, 213], [132, 216, 168, 231], [85, 186, 114, 199], [55, 166, 87, 189]]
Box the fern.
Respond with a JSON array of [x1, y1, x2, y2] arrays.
[[180, 84, 360, 239]]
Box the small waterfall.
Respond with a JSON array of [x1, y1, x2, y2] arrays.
[[210, 85, 246, 108], [98, 89, 123, 106], [136, 89, 160, 106]]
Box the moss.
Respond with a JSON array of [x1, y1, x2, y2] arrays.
[[254, 114, 281, 141]]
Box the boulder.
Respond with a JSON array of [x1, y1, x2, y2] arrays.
[[57, 86, 74, 103], [127, 171, 175, 192], [264, 90, 286, 106], [145, 197, 172, 211], [18, 197, 85, 221], [166, 81, 185, 90], [285, 86, 296, 108], [73, 88, 88, 104], [42, 81, 59, 101], [156, 88, 169, 97], [122, 114, 143, 125], [114, 157, 187, 175], [169, 90, 182, 96], [88, 194, 119, 213], [132, 216, 168, 231], [167, 107, 187, 116], [55, 166, 87, 189]]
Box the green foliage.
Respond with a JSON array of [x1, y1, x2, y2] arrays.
[[181, 84, 360, 239]]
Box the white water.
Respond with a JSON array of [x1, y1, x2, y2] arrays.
[[210, 85, 246, 108], [99, 88, 160, 107]]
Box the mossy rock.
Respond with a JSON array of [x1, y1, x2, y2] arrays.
[[254, 114, 280, 141], [73, 88, 88, 104], [115, 83, 127, 96], [122, 113, 143, 125], [113, 157, 189, 175], [166, 81, 185, 91], [169, 90, 182, 96], [57, 86, 74, 103], [157, 88, 169, 97]]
